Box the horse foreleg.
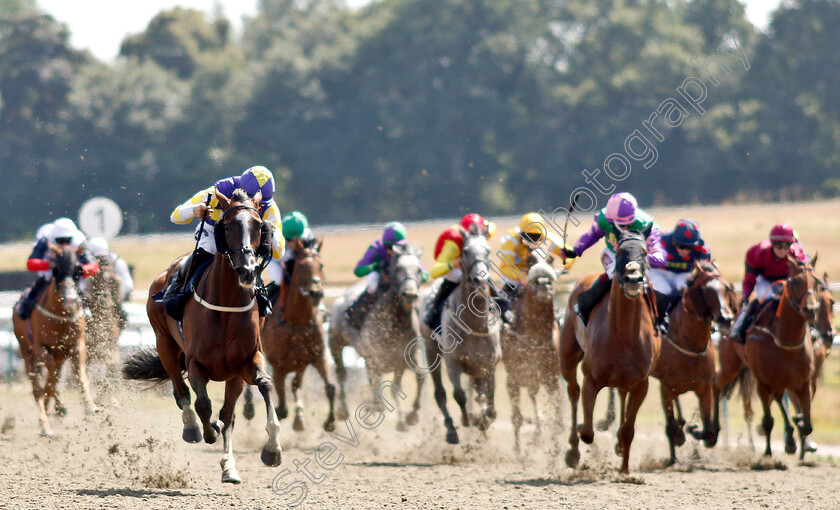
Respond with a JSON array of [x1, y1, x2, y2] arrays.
[[562, 361, 581, 468], [71, 336, 98, 414], [157, 337, 199, 443], [446, 361, 469, 428], [329, 332, 349, 421], [187, 359, 219, 445], [660, 388, 680, 466], [774, 392, 797, 456], [428, 341, 458, 444], [43, 353, 65, 417], [695, 385, 717, 448], [312, 355, 336, 432], [615, 389, 628, 458], [243, 352, 282, 467], [274, 367, 288, 421], [507, 376, 523, 454], [529, 386, 542, 444], [597, 387, 616, 431], [790, 383, 815, 459], [393, 368, 407, 432], [406, 368, 424, 427], [291, 371, 306, 432], [219, 378, 245, 484], [618, 379, 648, 474], [579, 375, 600, 445], [756, 383, 774, 456], [35, 351, 56, 437]]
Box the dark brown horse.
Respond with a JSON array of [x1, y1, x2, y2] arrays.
[[13, 244, 98, 436], [714, 255, 821, 459], [261, 238, 336, 432], [560, 230, 660, 474], [502, 258, 563, 454], [124, 189, 282, 483], [652, 261, 734, 465]]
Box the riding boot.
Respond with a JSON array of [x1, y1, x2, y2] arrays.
[[160, 248, 213, 304], [573, 273, 612, 327], [345, 288, 377, 330], [731, 299, 760, 344], [654, 290, 673, 334], [18, 275, 48, 320], [424, 279, 459, 330]]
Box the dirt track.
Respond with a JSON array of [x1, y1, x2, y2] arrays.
[[1, 376, 839, 510]]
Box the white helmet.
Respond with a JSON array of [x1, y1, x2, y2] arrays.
[[35, 223, 54, 241], [50, 217, 79, 241], [86, 237, 109, 256]]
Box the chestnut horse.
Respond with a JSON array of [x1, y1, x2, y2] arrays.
[[261, 238, 336, 432], [652, 260, 734, 465], [714, 255, 821, 459], [123, 189, 282, 483], [502, 258, 563, 454], [13, 244, 98, 436], [560, 230, 660, 474]]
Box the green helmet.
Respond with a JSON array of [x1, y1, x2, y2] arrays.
[[282, 211, 309, 240], [382, 221, 407, 246]]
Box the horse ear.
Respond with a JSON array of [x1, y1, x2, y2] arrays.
[[824, 271, 829, 284], [48, 242, 61, 256], [215, 189, 231, 209], [76, 243, 86, 257], [315, 237, 323, 252], [458, 225, 468, 238], [251, 190, 262, 206], [811, 252, 818, 268]]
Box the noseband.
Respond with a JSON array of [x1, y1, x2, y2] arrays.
[[219, 204, 261, 269]]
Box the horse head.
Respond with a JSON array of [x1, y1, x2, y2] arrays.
[[460, 232, 492, 290], [613, 230, 648, 299], [291, 238, 325, 306], [386, 243, 423, 311], [215, 188, 270, 288], [526, 261, 557, 303], [786, 254, 820, 322], [815, 272, 836, 347], [683, 260, 735, 327], [48, 242, 84, 311]]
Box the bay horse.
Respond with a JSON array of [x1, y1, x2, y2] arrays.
[[12, 244, 98, 436], [560, 230, 660, 474], [502, 258, 563, 454], [84, 253, 125, 401], [421, 231, 502, 444], [123, 188, 282, 483], [261, 238, 336, 432], [329, 243, 425, 430], [652, 260, 734, 465], [714, 255, 820, 459]]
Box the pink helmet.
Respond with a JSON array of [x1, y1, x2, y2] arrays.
[[605, 192, 637, 226], [769, 223, 796, 243]]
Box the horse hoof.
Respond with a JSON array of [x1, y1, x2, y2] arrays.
[[336, 408, 348, 421], [785, 440, 797, 455], [54, 405, 67, 417], [40, 429, 54, 438], [396, 421, 408, 432], [86, 405, 99, 415], [406, 411, 419, 426], [182, 427, 202, 443], [580, 430, 594, 444], [485, 408, 497, 421], [276, 407, 288, 421], [261, 447, 282, 467], [476, 419, 489, 433], [323, 420, 336, 433], [565, 449, 580, 468], [293, 417, 305, 432], [221, 468, 242, 484], [204, 421, 222, 444], [445, 429, 459, 445], [615, 442, 623, 457], [805, 440, 818, 453]]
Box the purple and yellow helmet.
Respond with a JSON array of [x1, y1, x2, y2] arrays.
[[382, 222, 407, 246], [240, 166, 275, 200]]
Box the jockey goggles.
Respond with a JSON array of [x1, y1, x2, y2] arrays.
[[674, 242, 693, 251], [772, 241, 793, 249], [54, 237, 73, 245]]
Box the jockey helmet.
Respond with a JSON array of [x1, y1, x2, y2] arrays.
[[86, 237, 110, 256], [51, 217, 79, 242], [672, 219, 701, 247], [605, 192, 637, 226], [240, 166, 275, 200], [519, 212, 546, 236], [382, 222, 407, 247], [460, 213, 490, 236], [282, 211, 309, 240], [35, 223, 53, 241], [769, 223, 796, 243]]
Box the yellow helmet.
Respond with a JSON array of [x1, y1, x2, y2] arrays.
[[519, 212, 545, 236]]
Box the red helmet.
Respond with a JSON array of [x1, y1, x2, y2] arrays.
[[460, 213, 488, 234], [769, 223, 796, 243]]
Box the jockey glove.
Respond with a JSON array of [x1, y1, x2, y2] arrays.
[[562, 248, 577, 259]]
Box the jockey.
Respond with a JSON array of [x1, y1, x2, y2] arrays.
[[648, 219, 711, 330], [85, 237, 135, 302], [345, 221, 425, 329], [165, 165, 283, 300], [730, 223, 810, 343], [496, 212, 569, 322], [18, 217, 99, 319], [423, 213, 496, 331], [267, 211, 315, 288], [565, 192, 666, 326]]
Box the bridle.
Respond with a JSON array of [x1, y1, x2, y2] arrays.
[[779, 264, 818, 319], [219, 204, 263, 270]]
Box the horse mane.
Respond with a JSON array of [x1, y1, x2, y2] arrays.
[[527, 262, 557, 283]]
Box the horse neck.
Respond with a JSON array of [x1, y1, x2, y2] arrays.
[[456, 275, 490, 331], [44, 277, 82, 318], [284, 262, 318, 326], [671, 295, 711, 349], [607, 277, 645, 340], [203, 253, 252, 306], [773, 283, 809, 342]]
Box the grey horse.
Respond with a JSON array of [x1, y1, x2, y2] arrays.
[[329, 243, 426, 430], [420, 232, 502, 444]]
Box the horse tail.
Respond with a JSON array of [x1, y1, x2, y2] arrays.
[[122, 347, 177, 382], [720, 367, 752, 400]]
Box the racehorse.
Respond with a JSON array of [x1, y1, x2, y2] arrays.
[[12, 244, 98, 436], [560, 230, 660, 474], [84, 253, 125, 401], [123, 189, 282, 483], [714, 255, 821, 459], [261, 238, 336, 432], [652, 260, 734, 465], [329, 243, 425, 430], [502, 257, 563, 454], [422, 231, 502, 444]]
